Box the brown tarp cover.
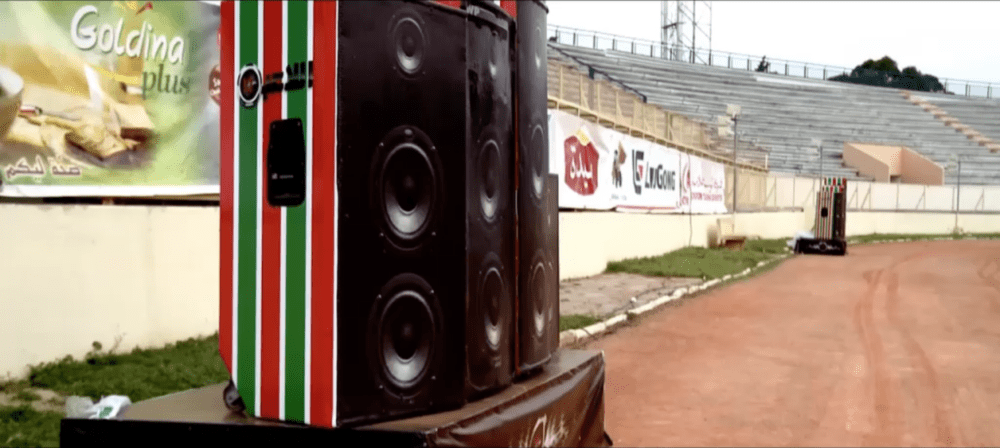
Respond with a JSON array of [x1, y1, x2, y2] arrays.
[[61, 349, 611, 447]]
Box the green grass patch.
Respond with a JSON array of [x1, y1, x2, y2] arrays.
[[0, 405, 62, 448], [607, 245, 774, 280], [27, 334, 229, 403], [742, 237, 792, 255], [559, 314, 601, 332], [848, 232, 1000, 244], [13, 390, 40, 403]]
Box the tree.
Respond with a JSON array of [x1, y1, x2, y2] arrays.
[[830, 56, 949, 93]]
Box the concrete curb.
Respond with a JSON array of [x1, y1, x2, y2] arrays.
[[558, 235, 1000, 348], [848, 235, 997, 246], [558, 254, 791, 348]]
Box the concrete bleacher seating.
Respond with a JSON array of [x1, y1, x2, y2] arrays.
[[549, 42, 1000, 186]]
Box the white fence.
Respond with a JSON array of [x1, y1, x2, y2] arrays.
[[762, 176, 1000, 213]]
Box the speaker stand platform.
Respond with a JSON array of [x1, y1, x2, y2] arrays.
[[61, 350, 612, 447], [794, 238, 847, 256]]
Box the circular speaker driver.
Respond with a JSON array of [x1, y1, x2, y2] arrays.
[[374, 126, 441, 251], [481, 263, 505, 351], [375, 277, 438, 392], [529, 253, 548, 338], [479, 140, 501, 223], [390, 13, 426, 77], [530, 124, 546, 203]]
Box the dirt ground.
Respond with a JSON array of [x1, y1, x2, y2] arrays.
[[586, 240, 1000, 447], [559, 273, 703, 319]]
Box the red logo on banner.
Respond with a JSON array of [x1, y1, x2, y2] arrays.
[[209, 64, 222, 105], [564, 133, 599, 196]]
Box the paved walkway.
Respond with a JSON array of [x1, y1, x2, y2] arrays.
[[584, 240, 1000, 447]]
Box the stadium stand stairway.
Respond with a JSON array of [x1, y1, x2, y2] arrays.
[[905, 91, 1000, 153], [548, 41, 1000, 186]]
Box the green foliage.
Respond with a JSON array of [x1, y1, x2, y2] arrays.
[[606, 246, 773, 280], [742, 238, 790, 255], [27, 334, 229, 403], [0, 405, 62, 448], [559, 314, 602, 332], [13, 390, 40, 403], [831, 55, 948, 93]]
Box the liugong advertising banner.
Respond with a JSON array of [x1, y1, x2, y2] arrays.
[[0, 1, 220, 197], [550, 109, 727, 214]]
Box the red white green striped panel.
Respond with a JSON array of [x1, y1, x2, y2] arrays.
[[815, 189, 835, 240], [821, 177, 846, 192], [220, 0, 338, 427]]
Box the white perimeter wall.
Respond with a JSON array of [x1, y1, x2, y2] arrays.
[[2, 201, 999, 377], [0, 204, 219, 378]]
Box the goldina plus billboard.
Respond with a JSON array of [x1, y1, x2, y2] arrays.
[[0, 1, 220, 197]]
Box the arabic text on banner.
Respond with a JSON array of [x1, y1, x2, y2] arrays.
[[548, 109, 728, 213]]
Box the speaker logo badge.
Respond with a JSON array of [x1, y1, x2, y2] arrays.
[[563, 128, 598, 196], [239, 61, 314, 109], [238, 63, 261, 109], [512, 413, 570, 447]]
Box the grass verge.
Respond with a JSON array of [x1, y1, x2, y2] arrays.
[[559, 314, 601, 332], [0, 405, 62, 448], [26, 334, 229, 404], [606, 238, 788, 280]]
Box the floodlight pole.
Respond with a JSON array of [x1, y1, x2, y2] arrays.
[[955, 158, 962, 232], [819, 143, 824, 181], [732, 115, 738, 218]]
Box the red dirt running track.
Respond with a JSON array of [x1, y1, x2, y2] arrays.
[[587, 240, 1000, 447]]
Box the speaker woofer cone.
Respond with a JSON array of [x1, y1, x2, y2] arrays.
[[530, 124, 546, 203], [480, 263, 505, 351], [479, 140, 501, 223], [374, 126, 441, 251], [374, 274, 438, 393], [529, 252, 547, 338]]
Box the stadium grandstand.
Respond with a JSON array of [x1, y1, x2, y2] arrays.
[[546, 29, 1000, 187]]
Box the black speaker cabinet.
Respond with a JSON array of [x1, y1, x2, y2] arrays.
[[465, 1, 515, 400], [337, 1, 469, 426], [513, 0, 556, 375], [833, 191, 846, 241]]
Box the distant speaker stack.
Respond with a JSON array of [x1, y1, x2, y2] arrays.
[[794, 177, 847, 255], [220, 0, 555, 429]]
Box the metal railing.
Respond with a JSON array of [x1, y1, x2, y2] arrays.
[[547, 59, 769, 171], [548, 25, 999, 100]]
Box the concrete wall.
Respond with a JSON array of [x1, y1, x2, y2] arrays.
[[3, 188, 1000, 377], [844, 143, 892, 182], [0, 204, 219, 378], [901, 148, 945, 185]]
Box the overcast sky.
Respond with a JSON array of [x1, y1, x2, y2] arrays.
[[547, 1, 1000, 84]]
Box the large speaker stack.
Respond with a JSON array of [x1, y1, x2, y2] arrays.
[[219, 0, 557, 429], [794, 177, 848, 255], [510, 0, 559, 375]]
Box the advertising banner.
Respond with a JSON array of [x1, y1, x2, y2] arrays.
[[0, 1, 220, 197], [549, 109, 728, 213]]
